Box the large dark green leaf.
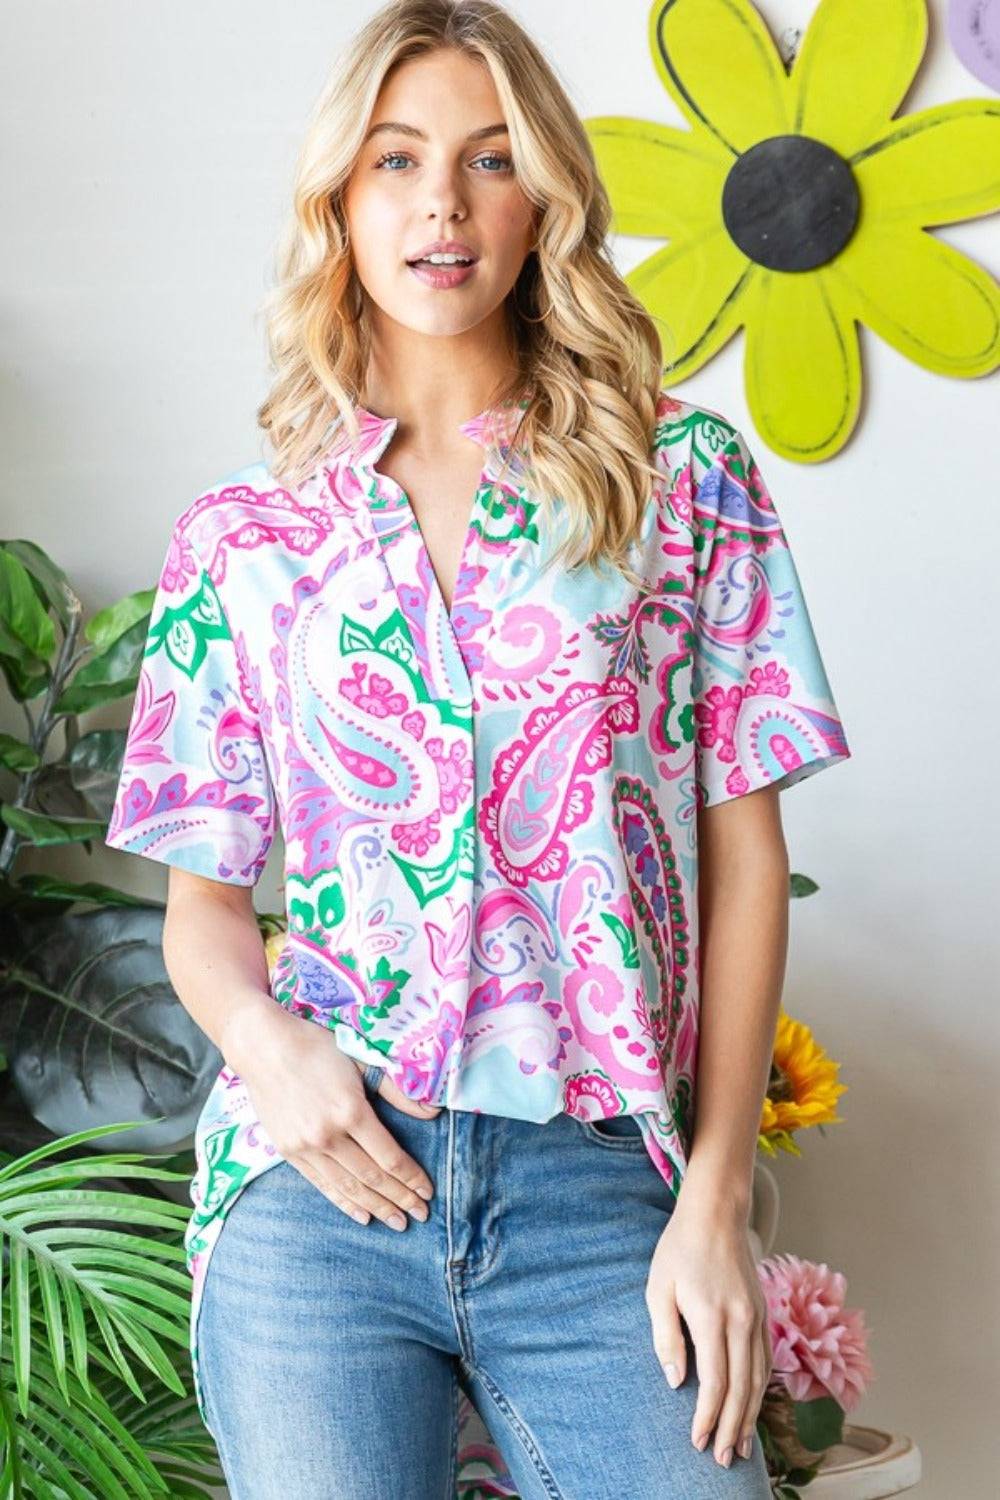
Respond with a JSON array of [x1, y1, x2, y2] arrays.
[[0, 805, 106, 847], [84, 590, 154, 654], [4, 875, 157, 911], [1, 539, 78, 633], [0, 733, 40, 774], [52, 616, 150, 716], [0, 548, 56, 664], [0, 905, 221, 1153], [0, 627, 50, 701], [25, 764, 92, 822], [67, 729, 127, 820]]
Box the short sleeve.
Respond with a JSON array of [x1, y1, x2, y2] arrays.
[[690, 423, 851, 809], [104, 515, 277, 885]]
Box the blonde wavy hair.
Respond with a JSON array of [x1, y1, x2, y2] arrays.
[[257, 0, 668, 587]]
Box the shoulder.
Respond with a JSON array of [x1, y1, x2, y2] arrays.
[[169, 457, 304, 557], [651, 391, 747, 482]]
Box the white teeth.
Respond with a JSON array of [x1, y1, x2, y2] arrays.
[[415, 253, 473, 265]]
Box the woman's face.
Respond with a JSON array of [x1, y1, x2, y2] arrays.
[[343, 48, 538, 342]]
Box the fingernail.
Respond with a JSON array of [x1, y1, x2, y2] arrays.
[[664, 1363, 681, 1387], [719, 1446, 733, 1468], [388, 1213, 406, 1230], [416, 1185, 433, 1200], [738, 1435, 753, 1460], [693, 1431, 708, 1451]]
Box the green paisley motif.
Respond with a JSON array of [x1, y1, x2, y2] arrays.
[[476, 475, 542, 548], [284, 867, 348, 945], [188, 1124, 252, 1247], [388, 809, 475, 909], [147, 568, 231, 681], [671, 1074, 693, 1146], [339, 608, 473, 732], [354, 954, 413, 1037]]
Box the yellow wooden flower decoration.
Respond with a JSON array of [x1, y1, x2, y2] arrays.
[[585, 0, 1000, 462]]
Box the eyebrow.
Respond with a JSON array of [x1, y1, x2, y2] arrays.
[[362, 121, 509, 145]]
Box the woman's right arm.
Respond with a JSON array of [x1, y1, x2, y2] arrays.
[[162, 867, 435, 1230], [162, 868, 276, 1061]]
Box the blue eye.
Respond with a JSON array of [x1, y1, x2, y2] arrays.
[[373, 151, 513, 173]]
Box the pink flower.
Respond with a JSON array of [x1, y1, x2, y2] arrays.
[[758, 1253, 875, 1413], [338, 662, 408, 718], [426, 735, 473, 814], [746, 660, 791, 698], [160, 530, 200, 593], [392, 812, 441, 857], [724, 764, 750, 798], [694, 684, 742, 763]]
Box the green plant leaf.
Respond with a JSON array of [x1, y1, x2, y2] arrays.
[[8, 873, 158, 909], [13, 1354, 168, 1497], [789, 872, 819, 898], [45, 1319, 223, 1486], [52, 615, 151, 715], [0, 547, 57, 664], [0, 804, 107, 846], [1, 906, 224, 1154], [0, 627, 50, 701], [793, 1393, 844, 1451], [26, 763, 93, 822], [84, 590, 155, 653], [0, 732, 40, 773], [1, 539, 78, 633], [66, 728, 128, 818]]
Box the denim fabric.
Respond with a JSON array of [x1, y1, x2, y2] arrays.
[[197, 1065, 771, 1498]]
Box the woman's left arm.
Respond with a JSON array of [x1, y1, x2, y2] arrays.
[[645, 782, 788, 1469]]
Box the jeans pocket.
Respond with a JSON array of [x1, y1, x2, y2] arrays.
[[362, 1062, 386, 1094], [576, 1112, 648, 1150]]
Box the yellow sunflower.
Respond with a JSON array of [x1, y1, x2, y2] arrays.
[[585, 0, 1000, 462], [758, 1009, 847, 1157], [264, 926, 288, 978]]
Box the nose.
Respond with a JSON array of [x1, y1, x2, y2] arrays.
[[421, 165, 467, 225]]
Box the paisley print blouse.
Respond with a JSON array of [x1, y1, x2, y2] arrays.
[[105, 388, 851, 1427]]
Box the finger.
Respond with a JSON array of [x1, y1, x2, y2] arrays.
[[646, 1288, 688, 1388], [349, 1100, 436, 1206], [291, 1154, 375, 1225], [688, 1312, 727, 1453], [762, 1317, 775, 1387], [713, 1305, 755, 1466], [735, 1322, 769, 1461], [308, 1135, 430, 1230]]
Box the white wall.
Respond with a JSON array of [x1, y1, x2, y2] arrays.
[[2, 3, 997, 1493]]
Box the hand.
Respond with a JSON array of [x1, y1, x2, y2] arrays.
[[224, 1000, 439, 1231], [645, 1195, 772, 1468]]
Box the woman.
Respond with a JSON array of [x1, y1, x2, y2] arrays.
[[106, 1, 851, 1494]]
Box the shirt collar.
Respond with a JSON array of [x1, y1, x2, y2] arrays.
[[328, 389, 532, 473]]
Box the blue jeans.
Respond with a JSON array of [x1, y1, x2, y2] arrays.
[[197, 1062, 771, 1498]]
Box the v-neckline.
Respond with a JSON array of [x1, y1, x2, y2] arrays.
[[327, 394, 532, 692], [367, 425, 486, 630]]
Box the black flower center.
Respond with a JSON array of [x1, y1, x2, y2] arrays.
[[721, 134, 860, 273]]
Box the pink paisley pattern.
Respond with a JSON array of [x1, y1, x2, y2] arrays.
[[105, 391, 851, 1452]]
